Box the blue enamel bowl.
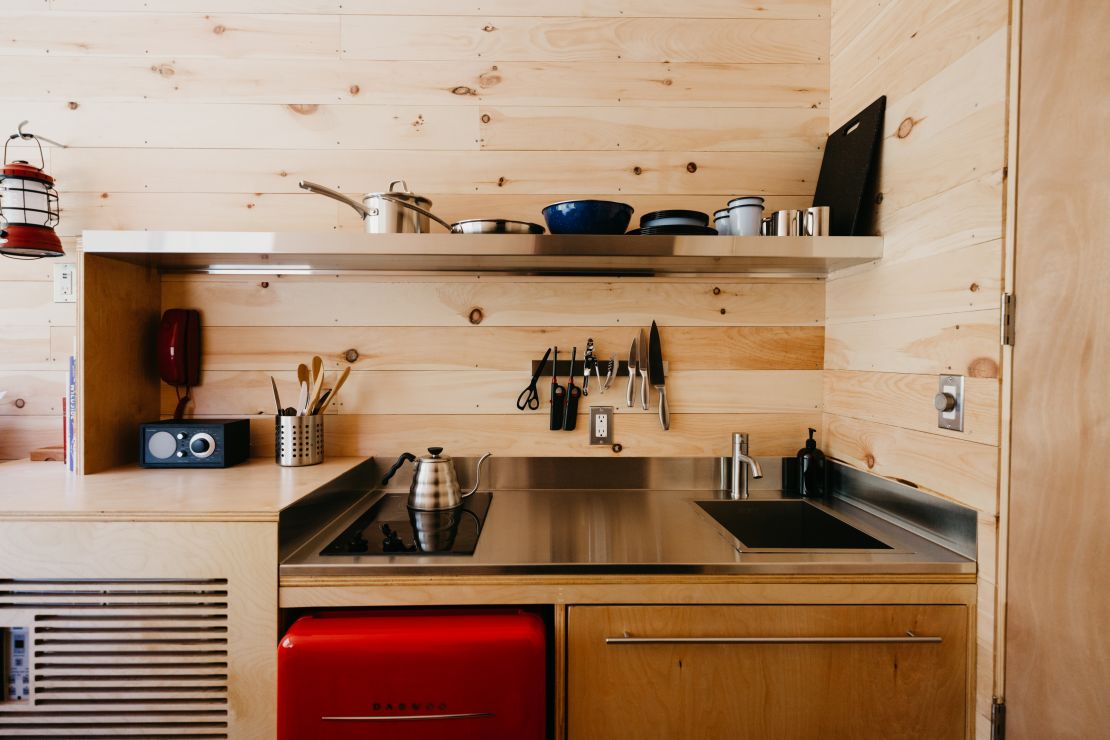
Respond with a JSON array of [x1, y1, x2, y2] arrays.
[[541, 199, 634, 235]]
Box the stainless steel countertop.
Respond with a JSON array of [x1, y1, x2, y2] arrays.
[[280, 487, 974, 577]]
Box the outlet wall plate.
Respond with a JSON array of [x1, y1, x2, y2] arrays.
[[590, 406, 613, 445], [936, 375, 965, 432], [53, 263, 76, 303]]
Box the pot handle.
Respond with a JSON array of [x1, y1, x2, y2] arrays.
[[463, 452, 493, 498], [299, 180, 375, 220], [374, 192, 454, 233], [381, 452, 417, 486]]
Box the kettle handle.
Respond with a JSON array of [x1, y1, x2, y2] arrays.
[[463, 452, 493, 498], [381, 452, 416, 486]]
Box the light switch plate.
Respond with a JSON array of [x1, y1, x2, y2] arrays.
[[937, 375, 965, 432], [589, 406, 613, 445], [53, 263, 76, 303]]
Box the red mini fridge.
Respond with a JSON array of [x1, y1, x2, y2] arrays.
[[278, 609, 547, 740]]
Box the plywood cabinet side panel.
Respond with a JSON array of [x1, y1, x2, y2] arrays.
[[79, 254, 161, 473], [821, 413, 998, 513], [341, 16, 827, 63], [241, 412, 819, 458], [199, 325, 825, 372]]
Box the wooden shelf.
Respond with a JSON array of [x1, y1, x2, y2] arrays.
[[81, 230, 883, 276]]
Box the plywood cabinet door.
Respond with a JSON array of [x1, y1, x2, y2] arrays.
[[567, 604, 968, 740]]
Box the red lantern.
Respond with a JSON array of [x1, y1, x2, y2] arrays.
[[0, 132, 63, 259]]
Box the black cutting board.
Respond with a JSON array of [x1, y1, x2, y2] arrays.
[[813, 96, 886, 236]]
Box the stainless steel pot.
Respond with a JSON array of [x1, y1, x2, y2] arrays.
[[300, 179, 452, 234]]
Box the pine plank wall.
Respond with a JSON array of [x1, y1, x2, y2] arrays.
[[0, 3, 1009, 735]]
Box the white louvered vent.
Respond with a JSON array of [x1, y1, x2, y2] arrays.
[[0, 579, 229, 739]]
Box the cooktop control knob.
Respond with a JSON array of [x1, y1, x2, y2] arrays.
[[189, 432, 216, 459]]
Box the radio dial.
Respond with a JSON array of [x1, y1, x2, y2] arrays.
[[189, 432, 216, 459]]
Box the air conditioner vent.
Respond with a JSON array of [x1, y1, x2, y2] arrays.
[[0, 579, 229, 739]]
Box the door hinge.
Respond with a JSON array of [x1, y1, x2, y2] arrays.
[[991, 697, 1006, 740], [1001, 293, 1016, 346]]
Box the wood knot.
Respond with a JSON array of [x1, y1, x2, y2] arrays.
[[719, 308, 727, 315], [151, 63, 175, 77], [13, 398, 25, 409], [496, 176, 506, 187], [344, 349, 360, 363], [968, 357, 999, 378], [482, 24, 497, 32], [611, 443, 623, 454], [632, 166, 643, 175], [246, 202, 255, 209], [480, 113, 491, 123], [278, 170, 288, 177], [468, 307, 485, 325], [412, 114, 424, 128], [896, 117, 915, 138], [67, 101, 79, 110], [260, 281, 269, 288], [99, 192, 109, 199], [969, 282, 980, 292], [451, 85, 477, 96], [864, 454, 876, 469], [712, 287, 721, 295], [686, 161, 697, 173], [478, 71, 502, 88], [212, 24, 226, 35], [348, 84, 360, 96], [287, 103, 319, 115], [874, 192, 884, 204], [661, 78, 673, 86]]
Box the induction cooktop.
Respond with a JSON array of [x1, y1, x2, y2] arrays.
[[320, 492, 492, 556]]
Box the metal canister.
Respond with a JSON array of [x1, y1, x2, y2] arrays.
[[276, 415, 324, 467]]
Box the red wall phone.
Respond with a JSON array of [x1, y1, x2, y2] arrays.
[[158, 309, 200, 419]]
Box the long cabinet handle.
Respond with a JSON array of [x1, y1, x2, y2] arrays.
[[323, 712, 495, 722], [605, 633, 941, 645]]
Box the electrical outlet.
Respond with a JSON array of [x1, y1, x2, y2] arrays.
[[53, 263, 76, 303], [590, 406, 613, 445]]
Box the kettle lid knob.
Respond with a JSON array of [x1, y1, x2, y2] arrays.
[[427, 446, 444, 457]]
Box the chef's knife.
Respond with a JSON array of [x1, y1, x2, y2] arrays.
[[550, 346, 566, 431], [648, 320, 669, 431], [637, 328, 649, 410], [563, 347, 581, 431], [626, 335, 638, 408]]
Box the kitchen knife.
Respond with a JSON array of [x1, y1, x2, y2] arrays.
[[648, 320, 669, 431], [626, 335, 638, 408], [637, 328, 649, 410]]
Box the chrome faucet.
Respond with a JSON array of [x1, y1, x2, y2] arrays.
[[730, 433, 763, 500]]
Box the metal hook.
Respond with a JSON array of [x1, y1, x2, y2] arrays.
[[10, 121, 67, 149]]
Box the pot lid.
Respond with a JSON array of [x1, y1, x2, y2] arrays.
[[365, 179, 432, 207], [1, 160, 54, 184], [420, 446, 451, 461]]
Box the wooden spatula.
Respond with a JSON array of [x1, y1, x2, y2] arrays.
[[317, 366, 350, 414]]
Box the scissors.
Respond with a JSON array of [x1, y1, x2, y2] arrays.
[[517, 347, 551, 410]]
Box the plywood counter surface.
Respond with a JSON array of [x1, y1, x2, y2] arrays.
[[0, 457, 367, 521]]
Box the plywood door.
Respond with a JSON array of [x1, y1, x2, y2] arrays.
[[1003, 0, 1110, 736], [567, 604, 968, 740]]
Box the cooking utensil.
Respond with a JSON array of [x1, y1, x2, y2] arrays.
[[517, 347, 550, 411], [804, 206, 831, 236], [381, 447, 493, 511], [276, 414, 324, 466], [602, 355, 616, 392], [648, 320, 669, 431], [297, 381, 309, 417], [541, 199, 633, 235], [450, 219, 545, 235], [638, 328, 649, 410], [283, 407, 297, 417], [582, 339, 596, 396], [626, 335, 638, 408], [316, 366, 350, 414], [549, 346, 565, 431], [812, 96, 886, 236], [297, 363, 309, 389], [308, 356, 325, 414], [563, 347, 580, 431], [300, 179, 453, 234], [270, 376, 283, 415]]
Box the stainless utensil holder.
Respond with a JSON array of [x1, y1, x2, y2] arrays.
[[276, 415, 324, 467]]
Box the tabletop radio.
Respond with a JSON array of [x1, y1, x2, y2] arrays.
[[140, 419, 250, 468]]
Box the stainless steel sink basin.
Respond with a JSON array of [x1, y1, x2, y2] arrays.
[[695, 499, 894, 551]]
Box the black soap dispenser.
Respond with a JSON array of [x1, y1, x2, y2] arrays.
[[796, 428, 826, 498]]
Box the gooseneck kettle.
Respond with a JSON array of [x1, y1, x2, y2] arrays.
[[381, 447, 492, 511]]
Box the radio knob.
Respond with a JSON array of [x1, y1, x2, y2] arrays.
[[189, 432, 216, 459], [176, 433, 185, 440], [176, 451, 185, 458]]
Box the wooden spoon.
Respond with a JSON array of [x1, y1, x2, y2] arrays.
[[307, 356, 326, 413], [317, 366, 350, 414]]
